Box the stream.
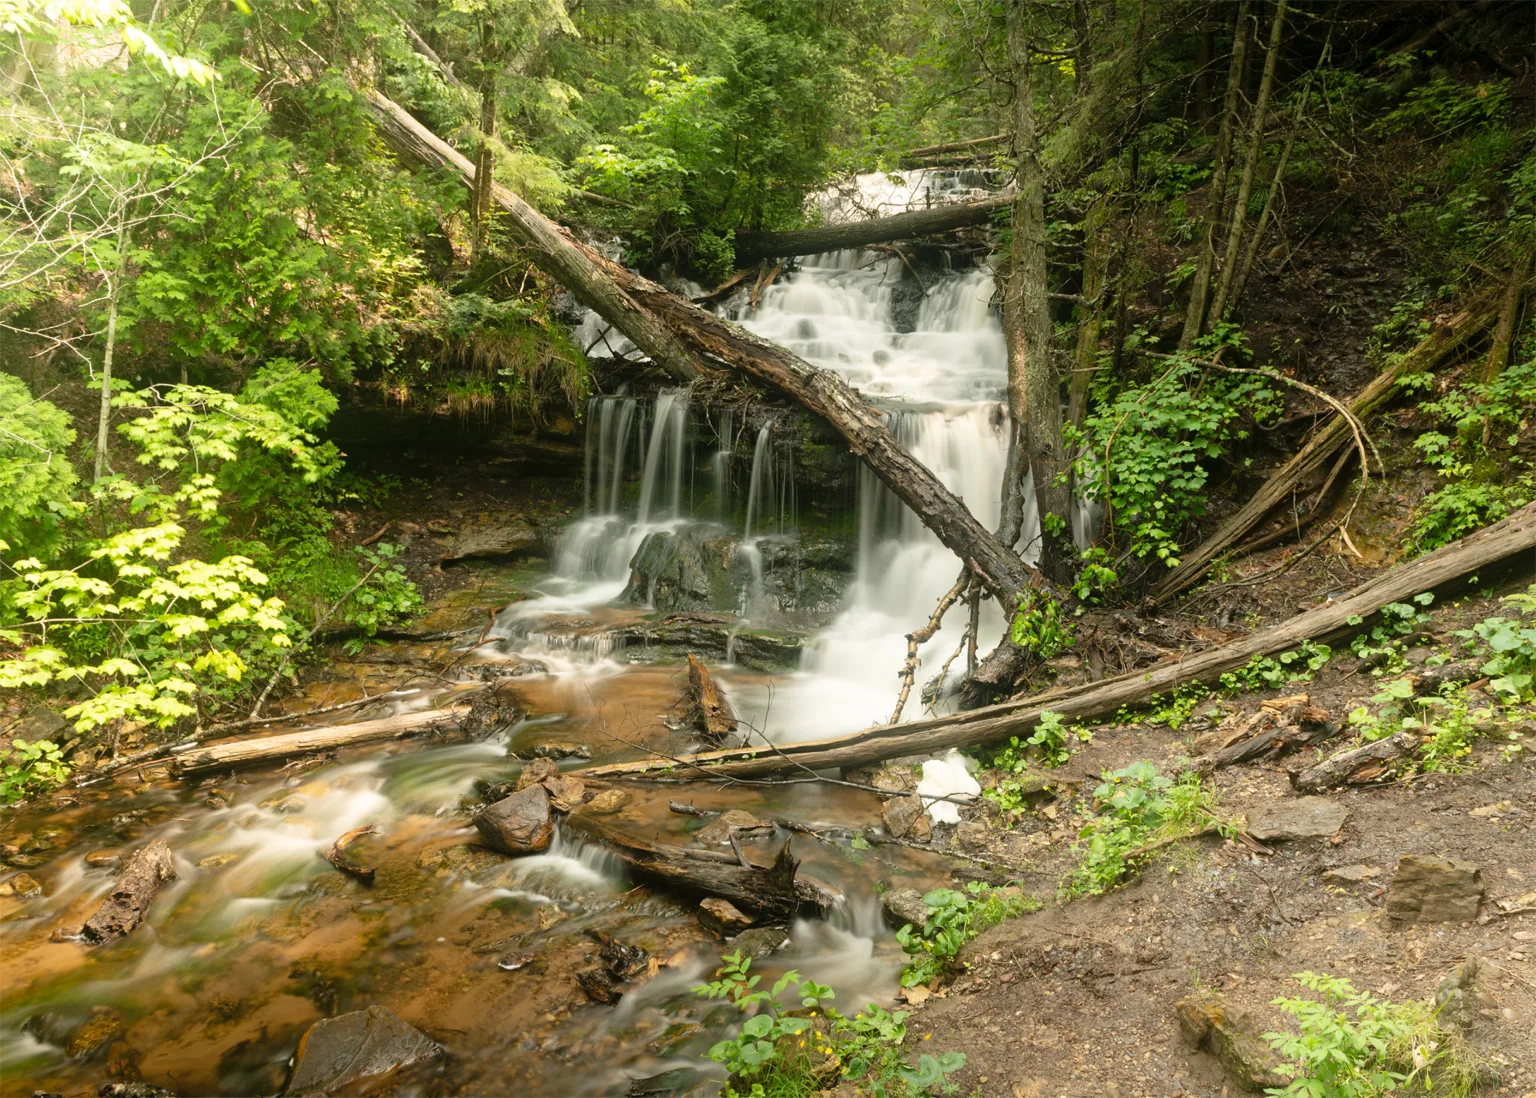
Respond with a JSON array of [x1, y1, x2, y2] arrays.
[[1, 171, 1065, 1097]]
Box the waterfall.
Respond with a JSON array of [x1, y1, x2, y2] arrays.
[[742, 424, 774, 540]]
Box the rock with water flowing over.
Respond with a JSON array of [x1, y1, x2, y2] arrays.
[[80, 839, 177, 944], [285, 1005, 439, 1095], [474, 785, 553, 855], [694, 809, 769, 846]]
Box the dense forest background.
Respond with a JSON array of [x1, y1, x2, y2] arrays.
[[1, 0, 1533, 792]]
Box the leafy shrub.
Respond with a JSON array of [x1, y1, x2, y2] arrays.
[[894, 883, 1036, 988], [1065, 763, 1226, 897], [0, 376, 79, 558], [0, 738, 70, 804], [1219, 642, 1332, 693], [1455, 584, 1536, 702], [1348, 596, 1434, 668], [1009, 589, 1074, 658], [693, 951, 966, 1097]]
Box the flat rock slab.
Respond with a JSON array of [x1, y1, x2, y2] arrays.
[[286, 1005, 439, 1095], [1246, 798, 1348, 842], [882, 887, 930, 930], [695, 810, 770, 846], [440, 520, 538, 563], [1322, 864, 1380, 886], [729, 926, 790, 959], [1387, 854, 1485, 925], [474, 785, 553, 855]]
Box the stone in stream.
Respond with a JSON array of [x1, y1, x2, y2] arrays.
[[516, 757, 561, 791], [474, 785, 554, 855], [65, 1008, 121, 1058], [285, 1005, 439, 1095], [529, 742, 592, 760], [881, 794, 931, 842], [85, 850, 121, 868], [575, 967, 624, 1005], [694, 809, 770, 847], [698, 897, 754, 935], [729, 926, 790, 959], [590, 930, 650, 979], [1386, 854, 1485, 925], [578, 788, 631, 815], [1174, 990, 1287, 1091], [81, 839, 177, 944], [882, 887, 930, 931], [1245, 797, 1348, 842], [0, 872, 42, 898]]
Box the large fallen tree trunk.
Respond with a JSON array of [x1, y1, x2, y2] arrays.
[[733, 194, 1011, 264], [1151, 301, 1499, 603], [582, 503, 1536, 781], [561, 812, 826, 920], [362, 88, 1042, 608], [171, 704, 471, 778]]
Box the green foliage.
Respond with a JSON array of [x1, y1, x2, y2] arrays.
[[1219, 642, 1332, 694], [1009, 588, 1074, 658], [1065, 764, 1226, 898], [1455, 585, 1536, 702], [981, 712, 1088, 819], [0, 376, 79, 558], [894, 882, 1036, 988], [693, 951, 966, 1097], [1070, 349, 1282, 567], [0, 737, 70, 803], [1263, 971, 1480, 1098], [1142, 683, 1211, 730], [1070, 547, 1119, 604], [1348, 595, 1434, 668]]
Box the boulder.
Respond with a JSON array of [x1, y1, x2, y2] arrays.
[[1386, 854, 1484, 925], [695, 810, 770, 847], [882, 887, 930, 931], [81, 839, 177, 944], [1245, 798, 1348, 842], [474, 785, 553, 855], [729, 927, 790, 959], [515, 757, 560, 791], [0, 872, 42, 898], [286, 1005, 439, 1095], [881, 795, 931, 842], [578, 788, 631, 816], [698, 897, 754, 935], [529, 743, 592, 760], [1174, 991, 1288, 1091], [440, 519, 538, 563]]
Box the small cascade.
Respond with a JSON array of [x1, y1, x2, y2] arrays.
[[635, 389, 689, 526], [712, 409, 735, 521], [742, 424, 775, 540]]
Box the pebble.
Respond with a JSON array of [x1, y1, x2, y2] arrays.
[[85, 850, 120, 868]]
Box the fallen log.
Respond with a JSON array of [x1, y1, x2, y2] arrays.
[[323, 824, 380, 883], [561, 812, 827, 920], [733, 194, 1012, 264], [362, 87, 1043, 609], [581, 503, 1536, 781], [686, 654, 739, 745], [81, 839, 177, 944], [1291, 731, 1418, 793], [1152, 301, 1500, 603], [171, 704, 471, 778], [902, 133, 1009, 159]]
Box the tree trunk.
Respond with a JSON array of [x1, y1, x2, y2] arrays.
[[1230, 61, 1317, 310], [471, 68, 497, 264], [93, 238, 127, 483], [1291, 731, 1417, 794], [581, 501, 1536, 781], [1068, 197, 1112, 434], [1194, 28, 1213, 126], [733, 195, 1011, 264], [1208, 0, 1287, 326], [172, 704, 472, 777], [686, 653, 738, 744], [363, 88, 1043, 608], [1006, 1, 1072, 582], [1179, 2, 1251, 350], [1483, 246, 1534, 384], [1152, 300, 1498, 602], [899, 133, 1008, 166]]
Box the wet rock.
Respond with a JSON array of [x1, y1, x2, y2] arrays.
[[260, 794, 308, 815], [1386, 854, 1485, 926], [66, 1009, 122, 1059], [543, 774, 587, 813], [81, 839, 177, 944], [110, 811, 148, 837], [729, 927, 790, 959], [881, 794, 931, 842], [646, 1022, 706, 1057], [622, 528, 733, 613], [474, 785, 554, 855], [867, 761, 919, 796], [627, 1067, 712, 1096], [196, 853, 240, 870], [440, 519, 538, 563], [285, 1005, 440, 1095], [515, 757, 561, 791], [695, 809, 770, 846], [85, 850, 121, 868], [591, 930, 650, 979], [537, 905, 568, 931], [5, 852, 47, 869], [21, 837, 56, 854], [98, 1084, 174, 1098], [0, 842, 17, 860], [529, 743, 592, 760], [0, 872, 42, 898], [950, 819, 992, 854], [578, 788, 631, 815], [497, 951, 534, 972], [1174, 990, 1288, 1091], [1245, 798, 1348, 842], [698, 897, 754, 935], [576, 967, 624, 1005], [1321, 864, 1379, 886], [882, 887, 930, 930]]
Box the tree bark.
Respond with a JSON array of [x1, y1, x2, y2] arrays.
[[903, 133, 1008, 159], [81, 839, 176, 943], [471, 66, 497, 264], [93, 230, 128, 483], [1006, 1, 1072, 582], [686, 653, 738, 745], [582, 501, 1536, 781], [1208, 0, 1287, 326], [1152, 300, 1499, 602], [172, 704, 472, 777], [733, 195, 1011, 264], [1483, 246, 1534, 384], [1291, 731, 1417, 794], [1179, 2, 1251, 350], [362, 88, 1044, 609], [1068, 197, 1112, 434]]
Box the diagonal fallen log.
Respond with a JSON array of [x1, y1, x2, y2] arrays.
[[361, 88, 1043, 609], [581, 503, 1536, 782], [81, 839, 177, 944], [171, 704, 472, 778], [686, 654, 738, 744], [1291, 731, 1418, 793], [733, 194, 1012, 264], [1152, 301, 1499, 603]]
